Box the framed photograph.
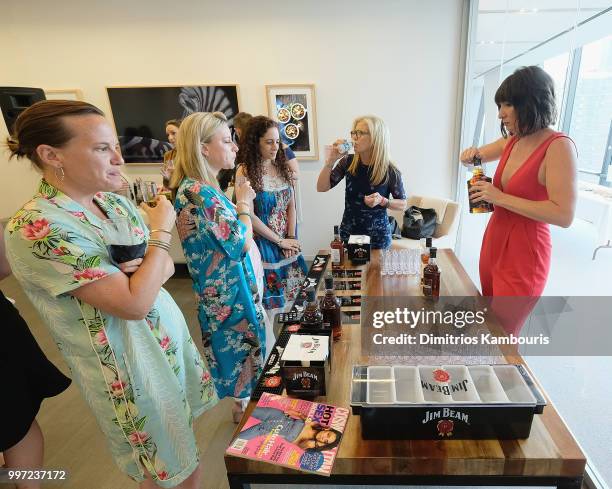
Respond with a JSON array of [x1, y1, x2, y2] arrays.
[[266, 84, 318, 160], [106, 84, 240, 164], [44, 89, 84, 101]]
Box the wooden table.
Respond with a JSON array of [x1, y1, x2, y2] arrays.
[[225, 249, 586, 488]]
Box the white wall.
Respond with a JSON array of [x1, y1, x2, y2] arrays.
[[0, 0, 465, 258]]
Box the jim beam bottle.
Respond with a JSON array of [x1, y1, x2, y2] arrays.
[[422, 247, 441, 298], [420, 236, 432, 283], [330, 225, 344, 267], [468, 157, 494, 213], [320, 275, 342, 340], [300, 287, 324, 331]]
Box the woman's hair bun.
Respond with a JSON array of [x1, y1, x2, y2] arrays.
[[5, 136, 24, 157]]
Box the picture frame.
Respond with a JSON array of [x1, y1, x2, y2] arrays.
[[44, 88, 84, 101], [266, 84, 318, 160], [105, 84, 240, 165]]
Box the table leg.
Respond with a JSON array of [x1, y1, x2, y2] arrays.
[[556, 476, 583, 489], [592, 240, 611, 260]]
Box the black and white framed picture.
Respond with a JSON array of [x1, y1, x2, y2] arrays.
[[106, 85, 240, 164], [266, 84, 318, 160]]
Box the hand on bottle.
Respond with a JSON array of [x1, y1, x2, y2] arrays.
[[364, 192, 382, 208], [325, 140, 344, 165], [140, 195, 175, 231], [235, 179, 256, 204], [460, 147, 481, 166], [469, 180, 503, 205]]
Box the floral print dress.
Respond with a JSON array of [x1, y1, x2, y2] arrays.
[[4, 180, 217, 488], [253, 174, 307, 311], [330, 154, 407, 249], [174, 178, 266, 400]]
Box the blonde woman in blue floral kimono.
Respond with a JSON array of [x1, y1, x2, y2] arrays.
[[4, 100, 217, 489], [170, 112, 266, 422]]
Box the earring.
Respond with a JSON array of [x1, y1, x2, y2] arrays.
[[55, 166, 65, 182]]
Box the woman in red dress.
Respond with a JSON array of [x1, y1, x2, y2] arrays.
[[460, 66, 577, 333]]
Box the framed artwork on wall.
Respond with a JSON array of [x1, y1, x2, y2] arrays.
[[106, 84, 240, 164], [266, 84, 318, 160], [44, 89, 84, 101]]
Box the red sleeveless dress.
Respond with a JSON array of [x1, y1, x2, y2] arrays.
[[479, 132, 570, 298]]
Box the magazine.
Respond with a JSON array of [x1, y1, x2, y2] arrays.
[[226, 392, 349, 476]]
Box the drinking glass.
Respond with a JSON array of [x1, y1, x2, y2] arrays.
[[100, 217, 146, 267], [140, 181, 158, 207]]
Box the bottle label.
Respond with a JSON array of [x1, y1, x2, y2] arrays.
[[331, 248, 341, 263]]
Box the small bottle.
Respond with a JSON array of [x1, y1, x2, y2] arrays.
[[467, 157, 494, 214], [330, 225, 344, 266], [301, 287, 323, 330], [336, 140, 353, 154], [420, 237, 432, 283], [423, 247, 441, 297], [320, 276, 342, 340]]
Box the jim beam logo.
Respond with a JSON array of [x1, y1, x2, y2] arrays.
[[422, 408, 470, 437], [291, 370, 319, 389]]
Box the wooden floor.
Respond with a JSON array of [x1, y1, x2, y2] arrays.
[[1, 275, 236, 489]]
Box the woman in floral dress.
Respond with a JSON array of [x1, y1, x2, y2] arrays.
[[236, 116, 307, 312], [4, 100, 217, 489], [170, 112, 265, 421]]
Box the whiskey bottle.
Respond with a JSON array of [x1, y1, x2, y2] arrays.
[[423, 247, 441, 297], [420, 236, 432, 283], [320, 275, 342, 340], [301, 287, 323, 331], [330, 225, 344, 266], [468, 157, 494, 213]]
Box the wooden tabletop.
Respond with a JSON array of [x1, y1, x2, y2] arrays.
[[225, 249, 586, 481]]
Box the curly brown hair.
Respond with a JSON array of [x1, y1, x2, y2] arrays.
[[239, 115, 292, 193]]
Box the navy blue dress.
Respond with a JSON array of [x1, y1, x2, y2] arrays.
[[330, 155, 406, 249]]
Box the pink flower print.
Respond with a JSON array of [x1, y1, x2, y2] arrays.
[[74, 268, 107, 282], [128, 431, 150, 445], [157, 472, 168, 480], [213, 221, 231, 241], [204, 286, 217, 297], [110, 379, 127, 397], [201, 370, 211, 382], [160, 336, 171, 351], [51, 246, 69, 256], [134, 227, 145, 237], [21, 218, 51, 240], [190, 181, 202, 194], [95, 329, 108, 346], [216, 305, 231, 322], [69, 211, 86, 219], [203, 204, 216, 222]]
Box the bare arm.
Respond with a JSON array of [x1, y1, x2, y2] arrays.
[[317, 142, 344, 192], [0, 223, 12, 281], [70, 196, 176, 320], [471, 138, 577, 227], [460, 137, 509, 164], [387, 198, 407, 212], [287, 157, 299, 182]]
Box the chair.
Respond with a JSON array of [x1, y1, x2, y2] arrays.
[[388, 195, 461, 250]]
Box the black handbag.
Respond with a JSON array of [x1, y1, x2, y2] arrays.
[[401, 206, 437, 239]]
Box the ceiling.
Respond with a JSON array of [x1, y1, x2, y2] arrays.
[[473, 0, 611, 76]]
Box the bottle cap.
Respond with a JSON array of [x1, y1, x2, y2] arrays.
[[334, 225, 339, 234], [325, 276, 334, 290], [426, 237, 433, 247], [429, 247, 437, 258], [472, 156, 482, 166], [306, 287, 316, 302]]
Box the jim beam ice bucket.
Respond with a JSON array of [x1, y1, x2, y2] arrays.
[[280, 334, 330, 398], [350, 364, 546, 439]]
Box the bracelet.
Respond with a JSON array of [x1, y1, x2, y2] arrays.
[[148, 243, 170, 253], [150, 229, 172, 236], [286, 235, 296, 239], [148, 239, 171, 251], [237, 212, 251, 219]]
